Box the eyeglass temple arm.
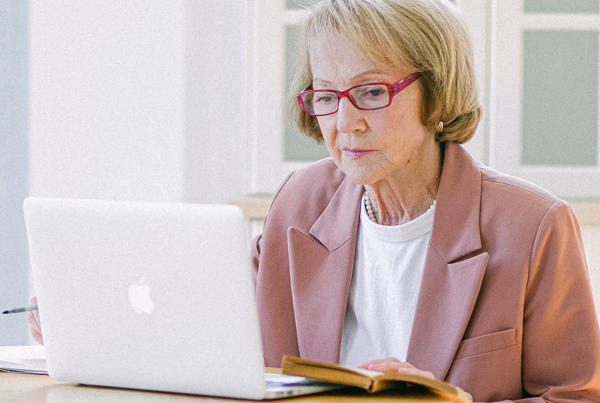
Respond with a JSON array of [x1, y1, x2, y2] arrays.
[[391, 72, 421, 94]]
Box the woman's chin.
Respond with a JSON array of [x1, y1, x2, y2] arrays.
[[331, 155, 382, 186], [341, 166, 380, 186]]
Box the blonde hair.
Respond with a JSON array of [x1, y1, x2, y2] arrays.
[[288, 0, 481, 144]]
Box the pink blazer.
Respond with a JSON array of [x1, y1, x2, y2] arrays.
[[251, 142, 600, 402]]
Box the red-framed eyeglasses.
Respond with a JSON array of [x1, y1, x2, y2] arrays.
[[297, 72, 421, 117]]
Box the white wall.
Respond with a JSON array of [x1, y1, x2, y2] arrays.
[[29, 0, 249, 204], [24, 0, 250, 345], [182, 1, 250, 204]]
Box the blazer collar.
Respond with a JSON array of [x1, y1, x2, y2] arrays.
[[430, 142, 483, 261], [308, 143, 483, 256], [309, 177, 363, 252], [406, 142, 488, 380]]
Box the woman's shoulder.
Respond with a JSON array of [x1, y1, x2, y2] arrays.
[[477, 162, 574, 224], [282, 157, 343, 184], [446, 143, 570, 220], [479, 163, 560, 203], [265, 158, 355, 228]]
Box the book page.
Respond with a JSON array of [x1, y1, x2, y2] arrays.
[[341, 365, 383, 378], [0, 346, 47, 374]]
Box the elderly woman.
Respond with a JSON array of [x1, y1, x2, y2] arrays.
[[251, 0, 600, 401]]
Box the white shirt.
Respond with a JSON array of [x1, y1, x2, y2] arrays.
[[339, 193, 435, 366]]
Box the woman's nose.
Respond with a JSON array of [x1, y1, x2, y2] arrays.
[[336, 97, 367, 134]]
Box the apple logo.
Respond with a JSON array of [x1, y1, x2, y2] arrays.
[[128, 276, 156, 314]]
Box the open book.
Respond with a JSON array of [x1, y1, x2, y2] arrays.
[[281, 355, 472, 403]]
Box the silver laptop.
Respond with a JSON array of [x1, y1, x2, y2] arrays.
[[24, 197, 337, 400]]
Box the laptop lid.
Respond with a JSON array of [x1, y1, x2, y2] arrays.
[[24, 197, 271, 399]]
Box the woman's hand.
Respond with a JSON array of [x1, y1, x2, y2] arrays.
[[358, 357, 435, 379], [26, 296, 43, 345]]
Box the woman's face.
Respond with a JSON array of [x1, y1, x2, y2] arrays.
[[309, 38, 435, 186]]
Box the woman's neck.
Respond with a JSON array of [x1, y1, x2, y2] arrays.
[[365, 143, 443, 226]]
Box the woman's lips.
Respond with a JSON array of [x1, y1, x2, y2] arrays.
[[343, 148, 372, 160]]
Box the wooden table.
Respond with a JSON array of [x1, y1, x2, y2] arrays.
[[0, 372, 460, 403]]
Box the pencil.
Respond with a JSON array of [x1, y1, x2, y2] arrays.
[[2, 304, 38, 314]]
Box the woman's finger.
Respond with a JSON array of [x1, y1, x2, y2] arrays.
[[357, 357, 401, 368], [26, 310, 44, 345], [358, 359, 435, 380], [26, 296, 43, 345]]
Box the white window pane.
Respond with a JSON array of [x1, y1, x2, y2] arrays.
[[522, 30, 598, 166]]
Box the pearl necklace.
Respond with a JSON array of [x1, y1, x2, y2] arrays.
[[364, 192, 436, 223], [364, 192, 378, 223]]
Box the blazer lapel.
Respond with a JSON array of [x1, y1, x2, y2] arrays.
[[407, 143, 489, 380], [288, 178, 363, 363], [407, 251, 489, 379]]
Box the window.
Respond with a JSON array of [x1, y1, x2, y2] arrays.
[[491, 0, 600, 199]]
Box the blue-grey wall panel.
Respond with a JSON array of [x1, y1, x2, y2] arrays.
[[0, 0, 30, 345]]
